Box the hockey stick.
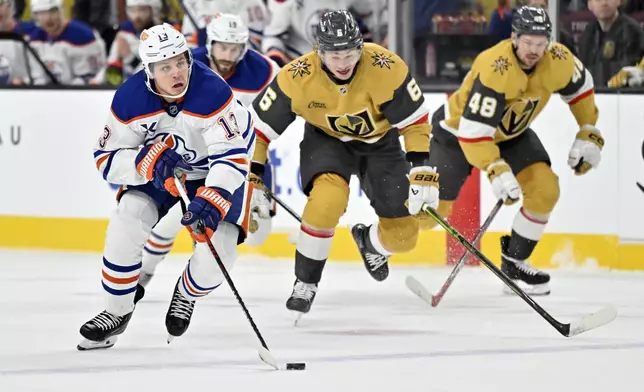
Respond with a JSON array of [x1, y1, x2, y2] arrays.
[[173, 176, 280, 370], [406, 198, 504, 307], [420, 203, 617, 337], [264, 188, 302, 223]]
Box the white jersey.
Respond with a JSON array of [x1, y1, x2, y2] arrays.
[[94, 61, 254, 195], [192, 46, 280, 107], [182, 0, 269, 50], [27, 20, 106, 85], [262, 0, 354, 62], [0, 20, 36, 85]]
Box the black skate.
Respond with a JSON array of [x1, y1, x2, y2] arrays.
[[165, 278, 196, 342], [351, 224, 389, 282], [77, 284, 145, 350], [286, 279, 318, 326], [500, 235, 551, 296]]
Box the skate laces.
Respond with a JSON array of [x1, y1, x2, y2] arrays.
[[91, 311, 122, 331], [515, 260, 541, 276], [292, 281, 316, 300], [169, 290, 195, 320], [366, 252, 388, 270]]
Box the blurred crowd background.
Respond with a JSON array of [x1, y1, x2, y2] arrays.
[[1, 0, 643, 89]]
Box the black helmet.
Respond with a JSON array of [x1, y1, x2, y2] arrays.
[[316, 10, 363, 52], [512, 6, 552, 37]]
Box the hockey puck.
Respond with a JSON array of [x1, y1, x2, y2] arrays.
[[285, 362, 306, 370]]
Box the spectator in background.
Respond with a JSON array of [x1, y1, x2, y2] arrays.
[[579, 0, 644, 86], [105, 0, 162, 86], [0, 0, 35, 84], [488, 0, 513, 45], [72, 0, 117, 51], [527, 0, 578, 55], [27, 0, 106, 85]]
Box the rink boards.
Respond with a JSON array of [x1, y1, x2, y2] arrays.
[[0, 90, 643, 270]]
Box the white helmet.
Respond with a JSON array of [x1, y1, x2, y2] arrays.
[[138, 23, 193, 99], [206, 13, 249, 61], [31, 0, 63, 13]]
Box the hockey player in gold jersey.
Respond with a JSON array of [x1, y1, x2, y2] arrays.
[[248, 10, 439, 319], [423, 6, 604, 295]]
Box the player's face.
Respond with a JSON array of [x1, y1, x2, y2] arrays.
[[34, 8, 63, 35], [127, 5, 153, 32], [210, 42, 244, 75], [320, 48, 362, 80], [514, 34, 549, 68], [152, 53, 190, 97]]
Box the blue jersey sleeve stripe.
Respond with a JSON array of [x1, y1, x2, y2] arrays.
[[102, 151, 117, 180], [209, 161, 248, 177], [209, 148, 247, 161], [246, 130, 256, 152]]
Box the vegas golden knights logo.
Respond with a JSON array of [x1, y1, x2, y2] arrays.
[[327, 109, 376, 137], [499, 97, 540, 136]]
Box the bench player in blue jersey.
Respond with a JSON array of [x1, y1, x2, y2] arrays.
[[78, 23, 255, 350], [139, 13, 281, 287]]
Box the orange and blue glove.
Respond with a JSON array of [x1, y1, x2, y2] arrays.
[[181, 186, 232, 242], [135, 141, 191, 196]]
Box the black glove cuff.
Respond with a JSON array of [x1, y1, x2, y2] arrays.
[[251, 162, 266, 177], [406, 152, 430, 167]]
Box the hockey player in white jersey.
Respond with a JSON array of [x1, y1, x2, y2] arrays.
[[27, 0, 106, 85], [262, 0, 372, 67], [78, 23, 255, 350], [138, 13, 279, 288], [182, 0, 268, 50], [105, 0, 163, 86], [0, 0, 37, 84]]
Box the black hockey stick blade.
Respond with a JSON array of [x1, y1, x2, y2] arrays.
[[421, 203, 617, 337]]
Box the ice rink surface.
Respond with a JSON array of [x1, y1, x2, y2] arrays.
[[1, 249, 642, 392]]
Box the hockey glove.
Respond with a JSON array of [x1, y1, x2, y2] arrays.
[[487, 160, 521, 205], [567, 127, 604, 175], [249, 163, 271, 225], [135, 142, 191, 196], [181, 186, 232, 242], [608, 66, 644, 88], [408, 166, 440, 215]]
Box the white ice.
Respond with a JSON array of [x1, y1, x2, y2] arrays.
[[1, 249, 642, 392]]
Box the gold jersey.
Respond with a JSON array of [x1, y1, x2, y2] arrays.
[[249, 43, 431, 164], [442, 39, 599, 170]]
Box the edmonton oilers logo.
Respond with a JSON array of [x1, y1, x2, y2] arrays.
[[144, 133, 198, 162]]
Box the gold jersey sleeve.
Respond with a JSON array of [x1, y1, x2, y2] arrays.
[[444, 40, 599, 171], [250, 44, 430, 165]]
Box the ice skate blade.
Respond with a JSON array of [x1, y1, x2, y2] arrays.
[[77, 336, 118, 351], [503, 281, 550, 296]]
